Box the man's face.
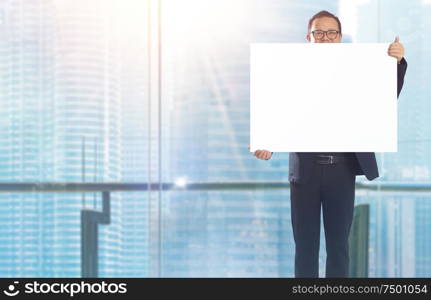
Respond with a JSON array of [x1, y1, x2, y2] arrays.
[[306, 17, 342, 43]]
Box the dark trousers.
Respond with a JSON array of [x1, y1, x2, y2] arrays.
[[290, 157, 356, 277]]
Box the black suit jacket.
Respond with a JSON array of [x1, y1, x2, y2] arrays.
[[288, 57, 408, 184]]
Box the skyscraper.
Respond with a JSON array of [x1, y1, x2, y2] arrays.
[[161, 0, 338, 277], [0, 0, 123, 277], [350, 0, 430, 277]]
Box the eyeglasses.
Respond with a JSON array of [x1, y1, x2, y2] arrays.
[[311, 30, 339, 40]]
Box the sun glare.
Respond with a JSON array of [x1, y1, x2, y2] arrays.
[[163, 0, 249, 40]]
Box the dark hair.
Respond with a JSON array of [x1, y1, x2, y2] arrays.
[[308, 10, 342, 36]]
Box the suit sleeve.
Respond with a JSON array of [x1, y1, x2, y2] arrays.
[[397, 57, 408, 99]]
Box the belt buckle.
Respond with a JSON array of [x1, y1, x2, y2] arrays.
[[317, 155, 334, 164]]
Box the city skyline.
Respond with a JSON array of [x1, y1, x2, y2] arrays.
[[0, 0, 428, 277]]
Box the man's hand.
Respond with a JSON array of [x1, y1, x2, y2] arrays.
[[388, 36, 404, 63], [248, 146, 272, 160]]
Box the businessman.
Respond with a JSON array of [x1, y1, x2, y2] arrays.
[[251, 10, 408, 277]]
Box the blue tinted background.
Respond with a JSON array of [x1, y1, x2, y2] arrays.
[[0, 0, 428, 277]]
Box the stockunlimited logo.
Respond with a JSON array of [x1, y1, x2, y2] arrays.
[[3, 281, 19, 297]]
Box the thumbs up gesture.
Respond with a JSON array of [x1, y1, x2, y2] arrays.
[[388, 36, 405, 63]]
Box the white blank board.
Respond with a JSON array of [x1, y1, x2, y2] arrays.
[[250, 43, 397, 152]]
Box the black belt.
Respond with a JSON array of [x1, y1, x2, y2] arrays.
[[314, 154, 349, 165]]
